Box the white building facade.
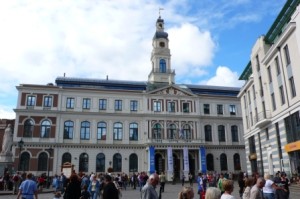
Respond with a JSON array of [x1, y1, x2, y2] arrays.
[[238, 0, 300, 176], [13, 16, 245, 180]]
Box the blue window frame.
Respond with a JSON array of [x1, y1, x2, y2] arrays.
[[82, 98, 91, 109], [129, 123, 138, 141], [159, 59, 166, 73], [66, 98, 74, 109], [80, 121, 90, 140], [99, 99, 107, 110], [130, 100, 138, 111], [27, 95, 36, 106], [64, 120, 73, 139], [115, 100, 122, 111], [113, 122, 123, 140], [97, 122, 106, 140], [40, 120, 51, 138], [43, 96, 52, 107]]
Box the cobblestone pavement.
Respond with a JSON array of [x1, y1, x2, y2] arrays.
[[2, 181, 300, 199]]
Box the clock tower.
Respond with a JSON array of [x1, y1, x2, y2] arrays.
[[148, 16, 175, 85]]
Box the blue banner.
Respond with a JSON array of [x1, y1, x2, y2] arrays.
[[200, 147, 207, 173], [149, 146, 155, 174]]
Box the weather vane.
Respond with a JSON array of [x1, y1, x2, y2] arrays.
[[159, 8, 164, 17]]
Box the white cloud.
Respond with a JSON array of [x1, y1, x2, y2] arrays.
[[0, 106, 15, 120], [203, 66, 244, 87]]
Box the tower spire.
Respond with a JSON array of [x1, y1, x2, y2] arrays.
[[159, 8, 164, 18]]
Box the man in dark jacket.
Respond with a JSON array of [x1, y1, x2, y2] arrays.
[[103, 174, 119, 199]]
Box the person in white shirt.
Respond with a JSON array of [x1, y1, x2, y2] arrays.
[[263, 173, 284, 199]]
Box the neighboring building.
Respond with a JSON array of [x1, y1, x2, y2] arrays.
[[13, 15, 245, 179], [238, 0, 300, 176]]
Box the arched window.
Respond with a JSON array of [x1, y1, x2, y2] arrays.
[[218, 125, 226, 142], [80, 121, 90, 140], [64, 121, 74, 139], [220, 153, 228, 171], [182, 124, 191, 139], [113, 153, 122, 172], [24, 119, 34, 137], [79, 153, 89, 172], [113, 122, 123, 140], [129, 153, 138, 172], [62, 153, 72, 164], [96, 153, 105, 172], [159, 59, 166, 73], [206, 154, 214, 171], [204, 125, 212, 141], [40, 120, 51, 138], [97, 122, 107, 140], [152, 123, 162, 139], [234, 153, 241, 170], [20, 152, 30, 171], [129, 123, 138, 141], [168, 124, 177, 139], [38, 152, 48, 171], [231, 125, 239, 142]]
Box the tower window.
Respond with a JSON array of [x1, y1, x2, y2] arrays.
[[159, 59, 166, 73], [159, 42, 165, 47]]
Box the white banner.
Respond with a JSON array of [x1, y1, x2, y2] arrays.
[[167, 147, 173, 172], [183, 147, 189, 171]]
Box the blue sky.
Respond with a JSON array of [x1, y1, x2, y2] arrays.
[[0, 0, 286, 119]]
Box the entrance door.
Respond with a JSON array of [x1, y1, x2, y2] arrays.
[[189, 154, 195, 176], [173, 153, 180, 180], [155, 154, 164, 174]]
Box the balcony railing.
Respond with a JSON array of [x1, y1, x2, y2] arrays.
[[254, 111, 272, 128], [149, 68, 175, 74], [146, 138, 205, 144]]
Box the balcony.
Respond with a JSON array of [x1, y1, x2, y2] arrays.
[[254, 111, 272, 128], [146, 138, 205, 144]]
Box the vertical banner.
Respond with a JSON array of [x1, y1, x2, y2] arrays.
[[167, 147, 173, 172], [183, 147, 189, 171], [199, 146, 207, 173], [149, 146, 155, 174]]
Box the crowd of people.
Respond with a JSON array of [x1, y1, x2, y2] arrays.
[[0, 169, 298, 199]]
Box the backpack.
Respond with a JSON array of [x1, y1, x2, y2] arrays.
[[13, 175, 19, 182]]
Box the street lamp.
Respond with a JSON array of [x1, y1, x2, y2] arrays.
[[45, 147, 53, 188], [18, 139, 24, 171]]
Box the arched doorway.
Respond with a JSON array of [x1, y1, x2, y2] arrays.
[[155, 153, 164, 174]]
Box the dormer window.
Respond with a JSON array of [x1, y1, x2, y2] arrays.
[[159, 59, 166, 73]]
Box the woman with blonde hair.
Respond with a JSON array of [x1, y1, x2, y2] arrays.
[[205, 187, 221, 199], [178, 186, 194, 199], [220, 179, 235, 199]]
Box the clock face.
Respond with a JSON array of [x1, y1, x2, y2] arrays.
[[159, 42, 165, 47]]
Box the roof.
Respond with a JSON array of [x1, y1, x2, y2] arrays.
[[239, 61, 252, 80], [153, 31, 168, 39], [55, 77, 240, 97]]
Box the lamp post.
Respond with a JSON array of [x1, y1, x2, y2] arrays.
[[45, 147, 53, 188], [18, 139, 24, 171]]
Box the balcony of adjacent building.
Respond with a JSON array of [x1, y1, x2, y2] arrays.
[[254, 111, 272, 128], [146, 138, 205, 144]]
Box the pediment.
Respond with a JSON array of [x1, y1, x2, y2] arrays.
[[148, 85, 195, 96]]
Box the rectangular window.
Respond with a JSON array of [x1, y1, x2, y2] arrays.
[[26, 95, 36, 106], [82, 98, 91, 109], [231, 126, 239, 142], [271, 93, 276, 111], [248, 91, 251, 105], [66, 98, 74, 109], [43, 96, 52, 107], [243, 95, 247, 109], [289, 76, 296, 98], [259, 77, 264, 96], [249, 136, 256, 153], [279, 86, 285, 105], [252, 86, 256, 100], [265, 128, 269, 140], [256, 55, 260, 71], [130, 100, 138, 111], [153, 101, 161, 112], [229, 105, 236, 115], [183, 102, 190, 113], [217, 104, 223, 115], [204, 104, 210, 114], [115, 100, 122, 111], [275, 57, 281, 75], [250, 112, 253, 126], [168, 102, 175, 112], [267, 66, 272, 83], [284, 45, 291, 66], [99, 99, 107, 110]]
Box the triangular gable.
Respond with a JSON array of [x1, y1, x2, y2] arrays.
[[147, 85, 195, 96]]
